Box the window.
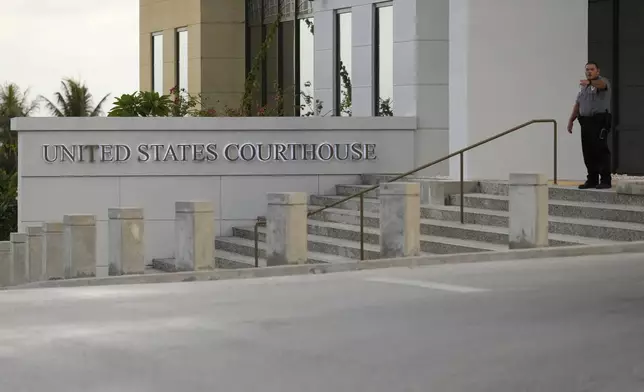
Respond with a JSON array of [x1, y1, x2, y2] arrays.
[[152, 33, 164, 94], [375, 5, 393, 116], [298, 17, 315, 116], [176, 29, 188, 93], [244, 0, 315, 116], [336, 11, 352, 116]]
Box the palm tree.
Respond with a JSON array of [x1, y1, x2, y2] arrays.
[[0, 83, 39, 118], [0, 83, 39, 172], [41, 78, 110, 117], [0, 83, 37, 239]]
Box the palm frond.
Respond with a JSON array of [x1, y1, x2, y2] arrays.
[[91, 94, 110, 116]]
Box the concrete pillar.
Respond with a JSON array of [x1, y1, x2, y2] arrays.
[[266, 193, 308, 266], [175, 201, 215, 271], [379, 182, 421, 258], [10, 233, 28, 285], [508, 173, 549, 249], [395, 0, 450, 176], [27, 226, 44, 282], [0, 242, 11, 287], [43, 222, 65, 280], [63, 215, 97, 279], [108, 208, 145, 276]]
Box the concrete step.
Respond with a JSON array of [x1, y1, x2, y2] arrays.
[[311, 196, 644, 241], [310, 194, 380, 214], [426, 204, 644, 242], [215, 249, 261, 269], [307, 206, 621, 247], [360, 174, 404, 185], [225, 227, 383, 260], [448, 193, 644, 224], [215, 236, 357, 264], [479, 181, 644, 206], [335, 184, 380, 199], [235, 222, 496, 256]]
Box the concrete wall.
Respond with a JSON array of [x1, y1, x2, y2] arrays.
[[449, 0, 588, 181], [14, 117, 416, 269]]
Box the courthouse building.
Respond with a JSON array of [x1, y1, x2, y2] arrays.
[[139, 0, 644, 178]]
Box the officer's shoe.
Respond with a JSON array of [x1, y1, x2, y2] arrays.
[[578, 182, 597, 189], [596, 183, 612, 190]]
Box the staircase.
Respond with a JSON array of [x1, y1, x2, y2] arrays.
[[213, 174, 644, 268]]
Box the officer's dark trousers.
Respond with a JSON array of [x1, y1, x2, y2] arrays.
[[578, 114, 611, 185]]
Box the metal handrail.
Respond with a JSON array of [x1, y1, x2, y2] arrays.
[[254, 119, 558, 265]]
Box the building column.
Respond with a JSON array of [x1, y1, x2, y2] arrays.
[[394, 0, 450, 176], [313, 9, 334, 115], [351, 5, 374, 116]]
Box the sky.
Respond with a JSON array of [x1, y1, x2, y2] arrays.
[[0, 0, 139, 115]]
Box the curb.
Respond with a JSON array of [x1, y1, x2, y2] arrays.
[[5, 241, 644, 290]]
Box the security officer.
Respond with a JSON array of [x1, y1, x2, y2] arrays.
[[567, 61, 612, 189]]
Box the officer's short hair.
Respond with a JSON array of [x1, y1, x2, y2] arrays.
[[586, 61, 600, 69]]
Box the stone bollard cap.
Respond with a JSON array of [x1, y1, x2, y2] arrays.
[[616, 180, 644, 196], [26, 226, 43, 236], [379, 182, 420, 196], [108, 207, 144, 220], [267, 192, 307, 205], [10, 233, 27, 243], [42, 222, 64, 233], [509, 173, 548, 186], [175, 201, 214, 213], [63, 215, 96, 226], [0, 241, 10, 252]]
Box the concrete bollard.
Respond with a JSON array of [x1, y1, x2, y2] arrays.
[[27, 227, 44, 282], [10, 233, 28, 285], [43, 222, 65, 280], [509, 173, 549, 249], [63, 215, 97, 278], [0, 242, 11, 287], [175, 201, 215, 271], [108, 208, 145, 276], [266, 192, 308, 266], [379, 182, 421, 258]]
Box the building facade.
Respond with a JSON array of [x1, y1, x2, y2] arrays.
[[140, 0, 644, 177]]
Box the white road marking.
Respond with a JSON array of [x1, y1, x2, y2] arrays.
[[365, 277, 489, 293]]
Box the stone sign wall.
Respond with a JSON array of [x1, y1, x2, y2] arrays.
[[13, 117, 416, 272]]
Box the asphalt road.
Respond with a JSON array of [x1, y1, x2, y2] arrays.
[[3, 253, 644, 392]]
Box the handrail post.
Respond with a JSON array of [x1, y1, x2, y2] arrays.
[[460, 152, 464, 224], [553, 120, 558, 185], [253, 216, 265, 268], [359, 193, 365, 261], [254, 220, 260, 267]]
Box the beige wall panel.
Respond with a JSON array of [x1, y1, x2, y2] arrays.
[[201, 58, 246, 94], [200, 23, 245, 59], [201, 0, 245, 24], [199, 92, 244, 112], [140, 0, 201, 33]]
